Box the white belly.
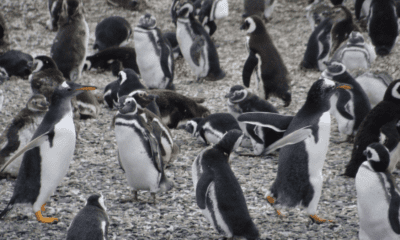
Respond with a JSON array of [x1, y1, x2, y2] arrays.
[[341, 51, 370, 70]]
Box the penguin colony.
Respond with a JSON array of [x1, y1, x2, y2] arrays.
[[1, 0, 400, 239]]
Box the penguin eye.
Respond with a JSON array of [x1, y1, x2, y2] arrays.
[[139, 93, 144, 97]]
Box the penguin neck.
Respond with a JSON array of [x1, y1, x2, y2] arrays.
[[303, 97, 331, 113], [49, 94, 73, 116]]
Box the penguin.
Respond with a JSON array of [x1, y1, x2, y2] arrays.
[[114, 95, 174, 203], [241, 15, 292, 107], [354, 71, 393, 108], [134, 14, 175, 90], [197, 0, 229, 36], [355, 0, 373, 20], [379, 119, 400, 172], [367, 0, 399, 56], [0, 94, 49, 179], [148, 89, 210, 129], [93, 16, 132, 51], [241, 78, 352, 222], [0, 12, 10, 55], [305, 1, 333, 31], [179, 113, 242, 146], [106, 0, 144, 11], [46, 0, 63, 31], [85, 46, 139, 76], [192, 129, 259, 239], [162, 31, 182, 59], [0, 81, 96, 223], [175, 1, 225, 82], [103, 79, 120, 109], [50, 0, 89, 81], [66, 194, 109, 240], [75, 90, 100, 119], [330, 31, 376, 70], [356, 142, 400, 240], [322, 62, 371, 142], [345, 79, 400, 177], [0, 50, 33, 79]]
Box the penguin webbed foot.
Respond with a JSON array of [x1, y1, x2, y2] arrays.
[[35, 211, 58, 224], [266, 196, 285, 217], [309, 214, 334, 224]]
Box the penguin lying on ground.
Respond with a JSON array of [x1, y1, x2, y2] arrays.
[[46, 0, 63, 31], [0, 12, 10, 55], [0, 50, 33, 79], [66, 194, 109, 240], [114, 96, 174, 203], [356, 142, 400, 240], [0, 81, 96, 223], [241, 15, 292, 107], [196, 0, 229, 36], [0, 94, 49, 179], [345, 79, 400, 177], [94, 16, 132, 51], [192, 129, 259, 239], [354, 71, 393, 108]]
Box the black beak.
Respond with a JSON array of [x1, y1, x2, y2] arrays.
[[240, 23, 246, 30]]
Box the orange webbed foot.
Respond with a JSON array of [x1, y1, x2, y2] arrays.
[[309, 214, 334, 224], [41, 203, 46, 212], [35, 211, 58, 223], [266, 196, 285, 217]]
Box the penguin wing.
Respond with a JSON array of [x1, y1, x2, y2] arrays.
[[336, 90, 354, 120], [354, 0, 365, 19], [190, 36, 206, 67], [196, 172, 213, 209], [317, 26, 331, 60], [242, 50, 258, 88], [0, 130, 51, 172], [263, 125, 313, 155], [238, 112, 294, 133]]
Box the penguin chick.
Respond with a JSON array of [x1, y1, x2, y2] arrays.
[[0, 94, 49, 179], [241, 16, 292, 107], [51, 0, 89, 81], [345, 79, 400, 177], [0, 50, 33, 79], [305, 1, 333, 31], [354, 71, 393, 108], [0, 81, 96, 223], [94, 16, 132, 51], [192, 129, 259, 239], [0, 12, 10, 55], [356, 142, 400, 240], [46, 0, 63, 31], [114, 96, 174, 203], [66, 194, 109, 240]]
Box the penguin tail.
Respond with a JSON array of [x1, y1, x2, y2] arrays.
[[159, 175, 174, 193], [0, 202, 14, 220]]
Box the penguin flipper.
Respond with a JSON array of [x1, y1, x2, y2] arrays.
[[190, 36, 205, 67], [336, 90, 354, 120], [263, 126, 313, 155], [196, 173, 213, 209], [354, 0, 365, 19], [243, 50, 258, 88], [238, 112, 294, 133], [0, 131, 50, 173]]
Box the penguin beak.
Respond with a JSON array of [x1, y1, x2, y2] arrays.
[[335, 83, 352, 90], [363, 150, 367, 156], [224, 92, 232, 98], [75, 86, 97, 91], [240, 21, 249, 31]]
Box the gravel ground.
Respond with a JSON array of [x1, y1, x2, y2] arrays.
[[1, 0, 400, 239]]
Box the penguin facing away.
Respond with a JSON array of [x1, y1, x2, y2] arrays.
[[241, 16, 292, 107], [354, 71, 393, 108], [192, 129, 259, 239], [66, 194, 109, 240], [94, 16, 132, 51], [46, 0, 63, 31], [356, 142, 400, 240], [345, 79, 400, 177], [0, 81, 96, 223]]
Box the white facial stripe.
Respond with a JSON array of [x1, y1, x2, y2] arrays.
[[120, 71, 128, 85], [33, 59, 43, 73], [61, 81, 69, 88], [246, 18, 256, 34], [391, 82, 400, 99], [98, 194, 107, 211], [366, 147, 380, 162], [187, 120, 198, 135], [231, 89, 248, 102]]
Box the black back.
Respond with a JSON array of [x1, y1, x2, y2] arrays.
[[0, 50, 33, 78], [94, 16, 132, 51]]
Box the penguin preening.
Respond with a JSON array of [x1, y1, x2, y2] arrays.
[[192, 129, 259, 239], [46, 0, 63, 31], [356, 142, 400, 240], [93, 16, 132, 51], [0, 81, 96, 223], [51, 0, 89, 81], [0, 50, 33, 79], [345, 79, 400, 177], [114, 96, 174, 203], [134, 13, 175, 90], [66, 194, 109, 240], [354, 71, 393, 108], [241, 15, 292, 107], [0, 94, 49, 179]]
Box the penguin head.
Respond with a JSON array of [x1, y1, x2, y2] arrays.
[[27, 94, 49, 112], [117, 69, 141, 86], [176, 2, 194, 18], [32, 56, 58, 73], [86, 193, 107, 211], [307, 78, 352, 107], [321, 61, 346, 79], [384, 79, 400, 104], [52, 81, 96, 103], [363, 143, 390, 172], [117, 95, 138, 115], [347, 31, 365, 46], [216, 129, 244, 156], [240, 16, 264, 35], [225, 85, 248, 103], [137, 13, 157, 29], [128, 90, 158, 109], [179, 118, 202, 135]]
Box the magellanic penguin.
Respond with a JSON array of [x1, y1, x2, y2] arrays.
[[192, 129, 259, 239], [114, 96, 174, 203], [243, 78, 352, 222], [305, 1, 333, 31], [0, 81, 96, 223], [93, 16, 132, 51], [46, 0, 63, 31], [0, 50, 33, 79], [367, 0, 399, 56], [379, 119, 400, 172], [322, 62, 371, 142], [345, 79, 400, 177], [66, 194, 109, 240], [134, 14, 175, 90], [330, 31, 376, 70], [354, 71, 393, 108], [179, 113, 242, 146], [197, 0, 229, 36], [51, 0, 89, 81], [0, 94, 49, 179], [175, 1, 225, 82], [0, 12, 10, 55], [241, 16, 292, 107], [356, 142, 400, 240]]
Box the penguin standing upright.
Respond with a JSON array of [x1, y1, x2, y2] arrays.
[[114, 96, 174, 203], [175, 1, 225, 82], [192, 129, 259, 239], [134, 14, 175, 90], [241, 16, 292, 107], [93, 16, 132, 51], [345, 79, 400, 177], [356, 142, 400, 240], [66, 194, 109, 240], [46, 0, 63, 31], [51, 0, 89, 81], [0, 81, 96, 223]]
